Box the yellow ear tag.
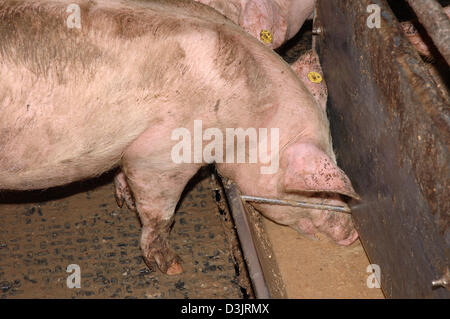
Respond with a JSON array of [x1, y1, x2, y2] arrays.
[[307, 71, 323, 83], [260, 30, 273, 44]]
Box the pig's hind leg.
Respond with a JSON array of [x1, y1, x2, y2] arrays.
[[120, 134, 201, 275], [114, 171, 136, 212]]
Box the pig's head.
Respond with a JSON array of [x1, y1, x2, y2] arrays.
[[290, 50, 328, 111], [250, 142, 360, 246], [239, 0, 288, 49]]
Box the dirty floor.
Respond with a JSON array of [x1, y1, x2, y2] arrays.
[[0, 173, 244, 298]]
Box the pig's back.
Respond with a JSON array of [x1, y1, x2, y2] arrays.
[[0, 0, 247, 189]]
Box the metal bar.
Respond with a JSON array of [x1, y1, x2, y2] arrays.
[[406, 0, 450, 65], [241, 195, 352, 213], [223, 182, 271, 299]]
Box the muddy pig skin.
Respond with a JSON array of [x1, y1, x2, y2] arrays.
[[194, 1, 327, 106], [290, 50, 327, 110], [0, 0, 359, 275]]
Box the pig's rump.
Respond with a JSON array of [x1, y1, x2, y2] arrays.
[[0, 0, 248, 190]]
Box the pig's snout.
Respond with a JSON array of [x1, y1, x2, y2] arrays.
[[312, 210, 359, 246], [258, 200, 359, 246]]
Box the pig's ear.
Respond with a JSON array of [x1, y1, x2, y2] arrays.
[[283, 143, 360, 200], [240, 0, 287, 49]]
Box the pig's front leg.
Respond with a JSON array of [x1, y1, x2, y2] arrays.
[[120, 128, 201, 275]]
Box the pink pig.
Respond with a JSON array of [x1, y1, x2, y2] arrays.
[[400, 6, 450, 58], [0, 0, 358, 275], [197, 0, 450, 63], [196, 0, 314, 49]]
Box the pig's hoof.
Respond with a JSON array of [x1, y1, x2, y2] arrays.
[[166, 260, 183, 275], [143, 252, 183, 275], [158, 255, 183, 275]]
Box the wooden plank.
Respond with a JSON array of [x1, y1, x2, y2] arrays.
[[314, 0, 449, 298]]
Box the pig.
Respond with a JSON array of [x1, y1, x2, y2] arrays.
[[400, 6, 450, 59], [195, 0, 314, 49], [0, 0, 359, 275], [290, 49, 327, 111], [195, 1, 328, 106], [400, 6, 450, 101], [192, 2, 329, 107], [196, 0, 450, 61]]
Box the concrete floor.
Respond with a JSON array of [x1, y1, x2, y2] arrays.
[[0, 173, 245, 298]]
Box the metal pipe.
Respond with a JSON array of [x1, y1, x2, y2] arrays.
[[406, 0, 450, 65], [223, 183, 271, 299], [241, 195, 352, 213]]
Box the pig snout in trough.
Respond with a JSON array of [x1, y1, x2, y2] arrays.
[[0, 0, 359, 275]]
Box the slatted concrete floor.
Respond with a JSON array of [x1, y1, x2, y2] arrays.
[[0, 171, 246, 298]]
